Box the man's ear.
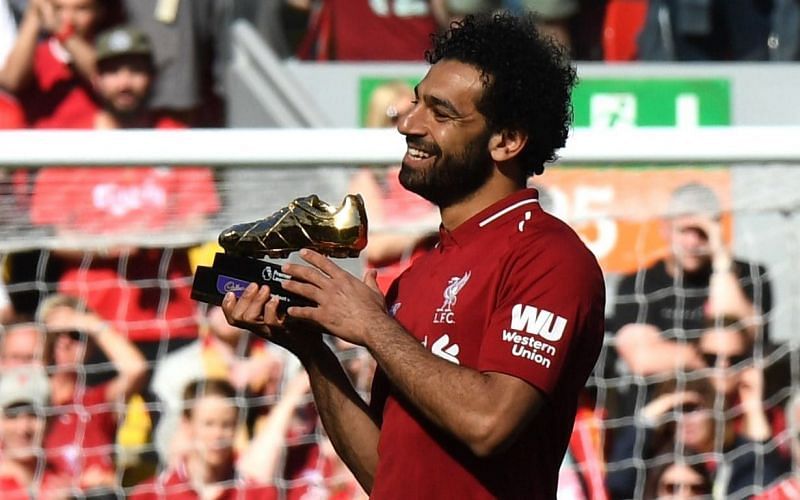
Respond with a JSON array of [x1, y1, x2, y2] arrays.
[[489, 129, 528, 163]]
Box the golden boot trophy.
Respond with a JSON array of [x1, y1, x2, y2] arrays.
[[192, 194, 368, 310]]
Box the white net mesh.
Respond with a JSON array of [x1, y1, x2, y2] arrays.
[[0, 151, 798, 498]]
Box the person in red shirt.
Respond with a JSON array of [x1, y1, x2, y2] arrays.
[[0, 0, 123, 128], [36, 293, 147, 492], [0, 365, 71, 499], [224, 13, 603, 498], [29, 26, 219, 350], [130, 378, 282, 500], [296, 0, 438, 60]]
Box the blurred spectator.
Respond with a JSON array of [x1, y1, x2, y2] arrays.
[[695, 317, 788, 443], [432, 1, 606, 59], [263, 369, 365, 499], [0, 322, 44, 367], [0, 365, 71, 498], [122, 0, 231, 126], [557, 393, 608, 500], [29, 25, 219, 354], [637, 0, 773, 61], [296, 0, 438, 60], [37, 293, 148, 493], [756, 392, 800, 499], [286, 432, 367, 500], [698, 317, 754, 399], [332, 337, 376, 398], [642, 449, 713, 499], [0, 0, 16, 66], [607, 377, 788, 499], [130, 378, 284, 499], [348, 80, 439, 293], [150, 305, 286, 466], [611, 182, 771, 414], [0, 0, 123, 128]]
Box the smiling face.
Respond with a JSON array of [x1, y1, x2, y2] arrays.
[[397, 59, 495, 209]]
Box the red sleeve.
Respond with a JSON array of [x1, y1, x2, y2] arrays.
[[477, 233, 605, 397]]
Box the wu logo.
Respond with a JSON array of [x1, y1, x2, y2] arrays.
[[510, 304, 567, 342], [433, 271, 471, 324]]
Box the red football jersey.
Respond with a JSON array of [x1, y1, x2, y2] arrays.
[[370, 189, 606, 498]]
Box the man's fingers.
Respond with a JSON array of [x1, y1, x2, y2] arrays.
[[287, 306, 317, 322], [243, 285, 271, 320], [282, 279, 323, 303], [263, 296, 284, 327], [283, 262, 330, 287], [298, 249, 347, 279], [221, 292, 238, 322]]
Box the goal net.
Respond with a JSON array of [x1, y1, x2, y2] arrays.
[[0, 127, 797, 498]]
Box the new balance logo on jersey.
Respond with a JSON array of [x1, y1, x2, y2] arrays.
[[509, 304, 567, 342], [433, 271, 471, 324], [424, 334, 461, 365]]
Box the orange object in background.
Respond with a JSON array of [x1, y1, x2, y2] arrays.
[[533, 168, 732, 274], [603, 0, 649, 61]]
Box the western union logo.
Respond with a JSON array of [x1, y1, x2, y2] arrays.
[[510, 304, 567, 342]]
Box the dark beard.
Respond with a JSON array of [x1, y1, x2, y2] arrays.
[[100, 91, 150, 127], [399, 130, 494, 209]]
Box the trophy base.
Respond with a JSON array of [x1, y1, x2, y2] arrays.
[[191, 253, 315, 312]]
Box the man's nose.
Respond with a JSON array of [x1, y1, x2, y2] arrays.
[[397, 103, 424, 137]]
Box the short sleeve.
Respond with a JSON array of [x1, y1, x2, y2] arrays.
[[477, 243, 604, 397]]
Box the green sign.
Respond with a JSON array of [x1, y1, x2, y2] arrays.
[[572, 78, 731, 128], [359, 77, 731, 128], [359, 77, 420, 127]]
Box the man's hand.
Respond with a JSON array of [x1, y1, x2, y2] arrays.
[[280, 249, 389, 347], [34, 0, 59, 34], [690, 214, 733, 272], [43, 304, 106, 337], [641, 390, 703, 424], [221, 283, 322, 354], [738, 365, 764, 412]]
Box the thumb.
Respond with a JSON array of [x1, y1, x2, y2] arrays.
[[363, 269, 381, 293]]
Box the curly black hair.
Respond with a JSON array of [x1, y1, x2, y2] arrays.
[[426, 13, 577, 177]]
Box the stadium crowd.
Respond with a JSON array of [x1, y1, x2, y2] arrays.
[[0, 0, 798, 498]]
